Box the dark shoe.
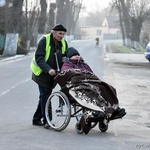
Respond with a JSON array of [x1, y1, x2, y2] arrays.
[[110, 108, 127, 120], [44, 123, 53, 130], [32, 120, 44, 126]]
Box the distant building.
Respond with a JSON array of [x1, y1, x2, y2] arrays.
[[80, 16, 122, 40]]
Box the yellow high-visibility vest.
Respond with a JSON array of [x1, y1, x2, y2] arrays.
[[30, 34, 66, 76]]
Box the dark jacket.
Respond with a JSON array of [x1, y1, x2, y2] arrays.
[[32, 34, 68, 88]]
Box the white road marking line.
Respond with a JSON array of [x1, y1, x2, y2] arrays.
[[0, 78, 31, 97]]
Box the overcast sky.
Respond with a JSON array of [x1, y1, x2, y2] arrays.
[[81, 0, 111, 16], [82, 0, 111, 11]]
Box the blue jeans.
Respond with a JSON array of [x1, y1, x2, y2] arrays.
[[33, 85, 52, 124]]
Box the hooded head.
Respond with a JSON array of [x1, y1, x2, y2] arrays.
[[66, 47, 80, 58], [52, 24, 67, 32]]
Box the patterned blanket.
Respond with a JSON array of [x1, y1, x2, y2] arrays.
[[54, 69, 119, 114]]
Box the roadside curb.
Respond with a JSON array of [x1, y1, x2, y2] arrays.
[[0, 55, 25, 62], [0, 53, 33, 62]]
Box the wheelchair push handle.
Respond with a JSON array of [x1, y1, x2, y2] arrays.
[[55, 69, 60, 75]]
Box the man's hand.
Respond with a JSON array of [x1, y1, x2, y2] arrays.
[[48, 69, 56, 76]]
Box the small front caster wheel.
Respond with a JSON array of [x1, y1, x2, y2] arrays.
[[98, 122, 108, 132], [75, 122, 83, 134]]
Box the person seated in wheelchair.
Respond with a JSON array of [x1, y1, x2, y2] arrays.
[[54, 47, 126, 134]]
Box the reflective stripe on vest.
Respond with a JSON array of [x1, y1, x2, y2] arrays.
[[30, 34, 66, 76]]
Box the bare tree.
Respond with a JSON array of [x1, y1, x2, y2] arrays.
[[56, 0, 83, 36], [113, 0, 150, 49], [2, 0, 24, 56], [111, 0, 126, 45], [85, 10, 106, 27], [7, 0, 24, 33], [68, 0, 83, 35], [129, 0, 150, 50], [140, 20, 150, 47], [38, 0, 47, 33], [46, 3, 56, 33], [119, 0, 132, 47], [56, 0, 67, 26], [0, 6, 5, 34], [19, 0, 40, 49]]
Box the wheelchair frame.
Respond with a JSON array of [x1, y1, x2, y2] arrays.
[[45, 91, 109, 134]]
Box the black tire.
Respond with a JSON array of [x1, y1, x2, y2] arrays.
[[45, 91, 71, 131], [98, 122, 108, 132], [75, 122, 83, 134]]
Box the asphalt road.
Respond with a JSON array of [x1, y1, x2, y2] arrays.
[[0, 39, 150, 150]]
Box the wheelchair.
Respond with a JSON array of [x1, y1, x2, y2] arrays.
[[45, 90, 109, 134], [45, 70, 112, 134]]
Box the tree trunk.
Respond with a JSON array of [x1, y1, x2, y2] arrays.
[[7, 0, 24, 33], [117, 1, 126, 46], [3, 0, 23, 56], [131, 17, 142, 50], [3, 33, 19, 56], [38, 0, 47, 33], [65, 0, 83, 36], [47, 3, 56, 32], [120, 0, 131, 46], [126, 38, 131, 47], [56, 0, 67, 26]]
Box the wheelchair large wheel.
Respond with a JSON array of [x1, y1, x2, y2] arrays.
[[45, 91, 71, 131]]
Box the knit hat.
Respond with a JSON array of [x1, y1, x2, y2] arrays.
[[52, 24, 67, 32], [66, 47, 80, 58]]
